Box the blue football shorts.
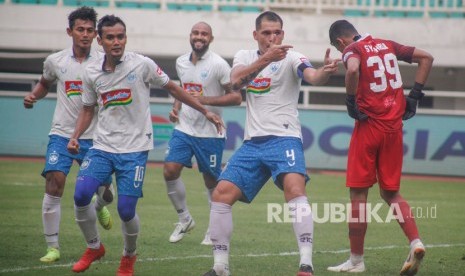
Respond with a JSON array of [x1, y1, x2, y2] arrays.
[[42, 134, 93, 177], [77, 149, 148, 198], [218, 136, 309, 203], [165, 129, 225, 180]]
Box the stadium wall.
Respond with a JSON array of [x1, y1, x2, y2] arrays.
[[2, 97, 464, 177], [0, 5, 464, 67]]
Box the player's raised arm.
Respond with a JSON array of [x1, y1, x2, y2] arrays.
[[302, 48, 340, 86]]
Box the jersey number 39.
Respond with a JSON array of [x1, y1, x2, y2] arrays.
[[367, 53, 403, 93]]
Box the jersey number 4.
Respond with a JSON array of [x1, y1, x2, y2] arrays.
[[367, 53, 403, 93]]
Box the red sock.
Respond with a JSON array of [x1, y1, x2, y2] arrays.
[[349, 200, 367, 255], [390, 195, 420, 242]]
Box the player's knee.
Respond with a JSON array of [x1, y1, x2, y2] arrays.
[[163, 163, 181, 180], [212, 181, 241, 205], [45, 171, 66, 196], [118, 195, 138, 222], [74, 176, 100, 207], [163, 169, 179, 181]]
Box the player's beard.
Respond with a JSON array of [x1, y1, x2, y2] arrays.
[[191, 40, 209, 57]]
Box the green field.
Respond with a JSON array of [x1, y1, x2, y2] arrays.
[[0, 159, 464, 275]]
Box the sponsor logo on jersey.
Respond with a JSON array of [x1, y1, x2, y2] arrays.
[[183, 82, 203, 95], [383, 96, 397, 108], [65, 80, 83, 97], [247, 78, 271, 94], [102, 89, 132, 108]]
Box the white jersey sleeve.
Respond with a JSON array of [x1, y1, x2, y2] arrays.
[[143, 56, 170, 88]]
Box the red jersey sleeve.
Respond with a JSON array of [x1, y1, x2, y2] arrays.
[[342, 44, 360, 69], [389, 40, 415, 64]]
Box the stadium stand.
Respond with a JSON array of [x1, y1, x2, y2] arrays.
[[3, 0, 464, 17], [0, 1, 463, 112]]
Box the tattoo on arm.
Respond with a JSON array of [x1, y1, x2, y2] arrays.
[[233, 69, 261, 91]]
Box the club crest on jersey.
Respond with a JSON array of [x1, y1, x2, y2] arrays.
[[102, 88, 132, 109], [270, 62, 279, 73], [200, 69, 209, 80], [247, 78, 271, 94], [81, 158, 91, 170], [127, 71, 136, 83], [48, 151, 59, 165], [65, 80, 83, 97], [183, 82, 203, 95]]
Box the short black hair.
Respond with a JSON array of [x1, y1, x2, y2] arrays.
[[255, 11, 283, 30], [68, 6, 97, 30], [97, 15, 126, 38], [329, 20, 358, 45]]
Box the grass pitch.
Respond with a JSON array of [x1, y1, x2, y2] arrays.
[[0, 159, 464, 275]]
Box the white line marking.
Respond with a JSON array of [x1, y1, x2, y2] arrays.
[[2, 243, 464, 273], [11, 182, 37, 186]]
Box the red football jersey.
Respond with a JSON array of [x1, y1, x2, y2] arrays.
[[343, 35, 415, 131]]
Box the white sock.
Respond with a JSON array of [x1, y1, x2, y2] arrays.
[[410, 238, 422, 247], [210, 202, 232, 268], [94, 184, 114, 211], [289, 196, 314, 268], [122, 214, 139, 257], [42, 193, 61, 249], [166, 178, 191, 223], [94, 196, 106, 212], [74, 203, 100, 249], [350, 253, 364, 264], [206, 187, 214, 206]]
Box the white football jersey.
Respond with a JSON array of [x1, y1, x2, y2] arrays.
[[43, 47, 102, 139], [232, 50, 313, 140], [82, 52, 169, 153], [175, 51, 231, 138]]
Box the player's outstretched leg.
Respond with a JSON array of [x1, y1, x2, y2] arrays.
[[41, 193, 61, 263], [290, 196, 314, 276], [400, 240, 425, 276], [203, 202, 232, 276]]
